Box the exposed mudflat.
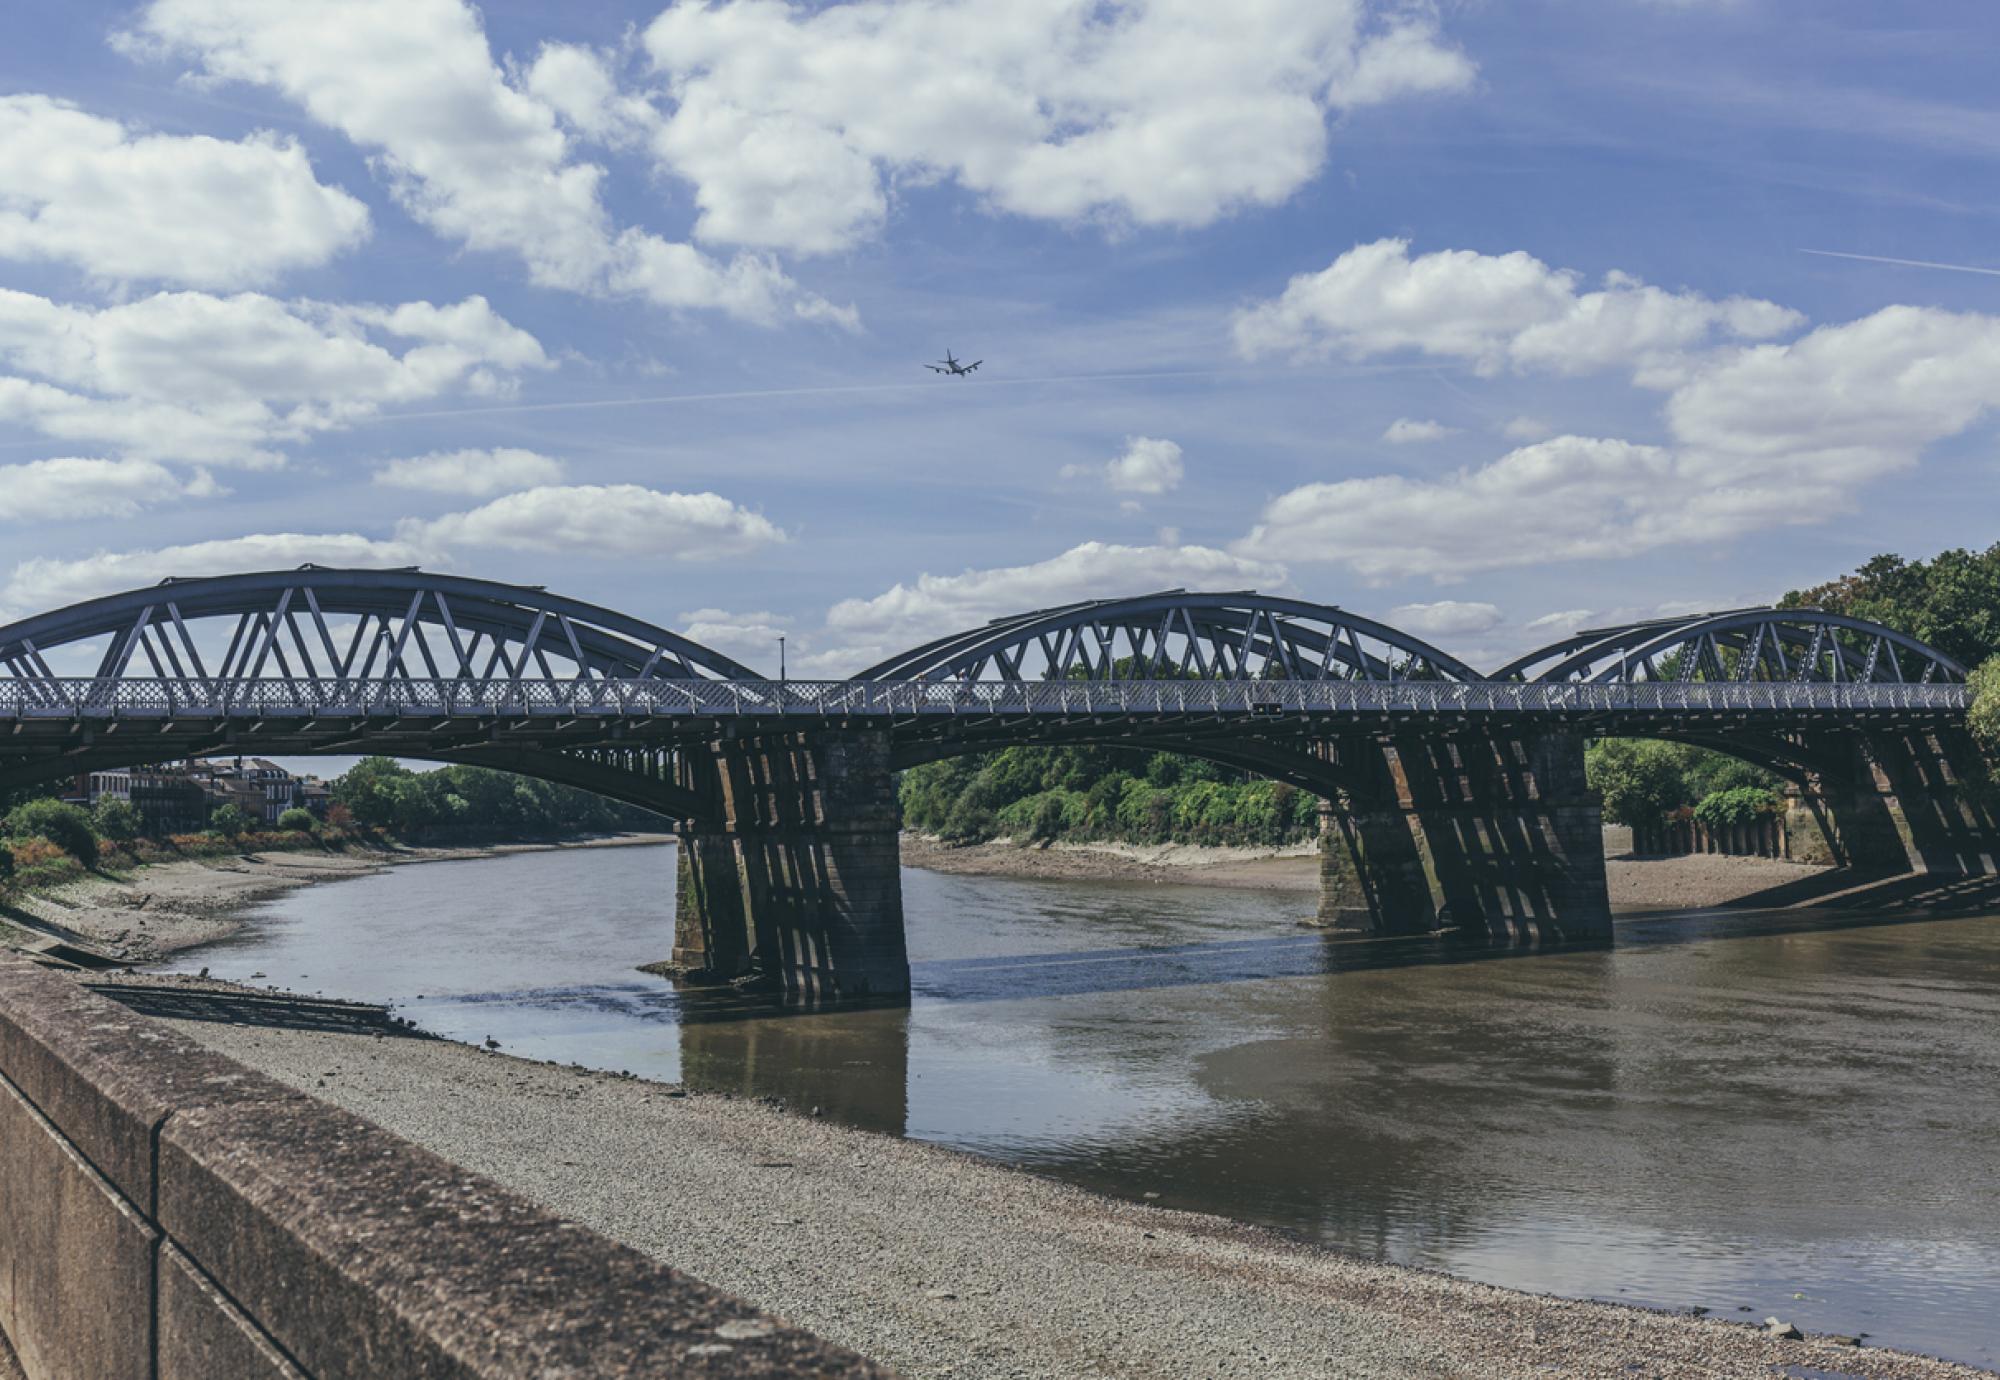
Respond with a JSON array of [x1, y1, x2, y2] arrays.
[[902, 832, 1832, 912], [152, 1004, 1990, 1380]]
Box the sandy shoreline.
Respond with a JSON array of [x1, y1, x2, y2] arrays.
[[31, 836, 1990, 1376], [0, 833, 674, 964]]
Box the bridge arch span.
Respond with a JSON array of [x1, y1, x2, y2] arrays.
[[857, 590, 1484, 684], [0, 565, 765, 688], [1495, 607, 1967, 685]]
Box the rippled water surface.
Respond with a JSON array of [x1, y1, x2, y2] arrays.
[[161, 843, 2000, 1368]]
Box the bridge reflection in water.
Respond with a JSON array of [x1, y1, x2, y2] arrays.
[[8, 566, 1996, 1006]]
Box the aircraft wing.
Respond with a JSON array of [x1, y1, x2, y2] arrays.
[[966, 361, 982, 371]]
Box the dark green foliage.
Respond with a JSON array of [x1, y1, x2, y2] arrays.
[[1692, 785, 1781, 828], [902, 745, 1321, 847], [1971, 656, 2000, 757], [328, 757, 660, 838], [1783, 545, 2000, 671], [276, 807, 317, 833], [91, 798, 140, 842], [2, 799, 99, 868], [1585, 740, 1781, 829], [0, 847, 12, 882], [208, 804, 253, 837]]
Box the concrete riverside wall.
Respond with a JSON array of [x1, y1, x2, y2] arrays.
[[0, 959, 891, 1380]]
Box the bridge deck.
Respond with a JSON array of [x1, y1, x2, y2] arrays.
[[0, 677, 1972, 723]]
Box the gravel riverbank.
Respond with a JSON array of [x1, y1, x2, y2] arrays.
[[146, 1001, 1988, 1380]]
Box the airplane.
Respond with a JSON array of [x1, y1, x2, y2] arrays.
[[925, 350, 982, 376]]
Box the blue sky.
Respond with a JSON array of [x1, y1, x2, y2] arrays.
[[3, 0, 1998, 680]]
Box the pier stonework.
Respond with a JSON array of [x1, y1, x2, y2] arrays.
[[1313, 736, 1439, 934], [1784, 728, 2000, 875], [671, 728, 910, 1002], [1393, 731, 1612, 943]]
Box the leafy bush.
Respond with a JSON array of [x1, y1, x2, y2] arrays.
[[2, 799, 98, 868], [0, 846, 12, 883], [208, 804, 253, 837], [940, 799, 998, 844], [1971, 655, 2000, 757], [91, 798, 141, 842], [276, 807, 317, 833], [1692, 786, 1780, 829], [1586, 740, 1780, 829]]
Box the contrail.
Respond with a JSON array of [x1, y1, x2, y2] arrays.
[[1800, 248, 2000, 278], [371, 367, 1251, 424]]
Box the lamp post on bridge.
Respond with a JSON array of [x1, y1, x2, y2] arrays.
[[779, 634, 787, 684]]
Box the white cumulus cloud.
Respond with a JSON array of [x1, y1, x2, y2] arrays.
[[0, 94, 370, 289], [1239, 302, 2000, 580], [1063, 436, 1186, 495], [675, 606, 791, 671], [0, 288, 547, 467], [1383, 418, 1456, 444], [1385, 600, 1503, 637], [373, 448, 566, 496], [408, 484, 785, 558], [0, 457, 216, 522], [1234, 238, 1801, 378], [824, 540, 1286, 668], [127, 0, 852, 326], [1, 533, 427, 620], [635, 0, 1473, 255]]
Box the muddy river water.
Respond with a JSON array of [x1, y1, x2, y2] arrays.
[[161, 842, 2000, 1368]]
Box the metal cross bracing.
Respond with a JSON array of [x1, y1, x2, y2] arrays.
[[1493, 607, 1968, 686], [0, 566, 761, 712]]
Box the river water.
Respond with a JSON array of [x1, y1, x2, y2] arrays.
[[159, 842, 2000, 1368]]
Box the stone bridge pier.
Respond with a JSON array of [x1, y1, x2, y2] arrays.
[[670, 727, 909, 1003], [1317, 730, 1612, 944], [1785, 727, 2000, 875]]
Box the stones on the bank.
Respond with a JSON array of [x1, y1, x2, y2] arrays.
[[714, 1318, 776, 1341], [1762, 1317, 1802, 1340]]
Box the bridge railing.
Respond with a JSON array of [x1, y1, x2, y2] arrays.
[[0, 677, 1973, 719]]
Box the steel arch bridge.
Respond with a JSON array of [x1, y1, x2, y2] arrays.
[[4, 568, 1989, 1002], [0, 567, 1975, 815]]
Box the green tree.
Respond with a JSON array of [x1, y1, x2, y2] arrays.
[[91, 798, 141, 842], [276, 807, 317, 832], [1585, 740, 1689, 830], [1784, 545, 2000, 670], [1970, 656, 2000, 757], [3, 799, 99, 868], [208, 804, 253, 837], [1692, 785, 1780, 829]]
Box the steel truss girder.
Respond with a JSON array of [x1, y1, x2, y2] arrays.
[[1495, 607, 1966, 686], [852, 590, 1484, 684]]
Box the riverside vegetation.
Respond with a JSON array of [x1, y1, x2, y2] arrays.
[[0, 757, 662, 901], [905, 545, 2000, 849]]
